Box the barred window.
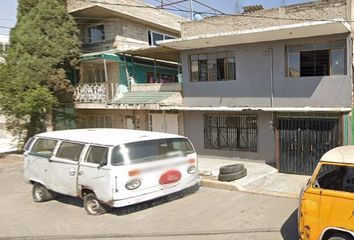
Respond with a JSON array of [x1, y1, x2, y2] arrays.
[[85, 115, 113, 128], [204, 114, 257, 152], [190, 53, 236, 82]]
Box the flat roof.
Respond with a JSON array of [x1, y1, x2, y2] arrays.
[[36, 129, 184, 146], [320, 146, 354, 164], [70, 3, 184, 34], [110, 91, 178, 105], [159, 20, 351, 50]]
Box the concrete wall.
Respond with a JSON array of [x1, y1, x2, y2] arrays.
[[77, 109, 149, 130], [184, 111, 275, 163], [181, 0, 348, 38], [181, 34, 352, 108], [67, 0, 183, 33]]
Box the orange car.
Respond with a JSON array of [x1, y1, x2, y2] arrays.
[[298, 146, 354, 240]]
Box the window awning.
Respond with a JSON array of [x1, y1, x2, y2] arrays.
[[80, 52, 126, 62], [159, 20, 351, 50], [109, 91, 182, 110], [118, 46, 180, 63]]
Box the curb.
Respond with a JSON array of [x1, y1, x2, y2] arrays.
[[200, 178, 299, 199]]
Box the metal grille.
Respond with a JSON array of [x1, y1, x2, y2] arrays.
[[204, 114, 258, 152], [278, 118, 340, 175]]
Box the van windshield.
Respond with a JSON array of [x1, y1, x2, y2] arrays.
[[111, 138, 195, 166]]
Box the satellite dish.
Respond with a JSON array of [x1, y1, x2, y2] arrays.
[[193, 13, 204, 21]]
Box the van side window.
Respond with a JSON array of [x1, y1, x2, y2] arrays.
[[24, 137, 35, 151], [85, 146, 108, 165], [316, 164, 354, 193], [56, 142, 84, 161], [31, 138, 58, 157]]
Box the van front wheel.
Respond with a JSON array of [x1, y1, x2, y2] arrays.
[[83, 193, 109, 215], [32, 183, 54, 202]]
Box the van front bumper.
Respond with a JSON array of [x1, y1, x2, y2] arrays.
[[111, 178, 198, 208]]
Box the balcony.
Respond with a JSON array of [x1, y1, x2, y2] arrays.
[[74, 83, 119, 103], [81, 39, 115, 53]]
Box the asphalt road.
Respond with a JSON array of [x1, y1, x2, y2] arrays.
[[0, 156, 299, 240]]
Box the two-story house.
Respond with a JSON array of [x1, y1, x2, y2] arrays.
[[67, 0, 186, 134], [160, 0, 354, 175]]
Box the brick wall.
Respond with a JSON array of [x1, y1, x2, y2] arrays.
[[181, 0, 348, 38]]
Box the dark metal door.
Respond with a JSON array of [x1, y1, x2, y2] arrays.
[[278, 118, 340, 175]]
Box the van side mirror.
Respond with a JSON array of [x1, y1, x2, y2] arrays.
[[312, 180, 320, 189]]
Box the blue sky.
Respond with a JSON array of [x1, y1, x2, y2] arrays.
[[0, 0, 311, 36]]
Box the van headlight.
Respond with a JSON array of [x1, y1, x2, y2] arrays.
[[125, 179, 141, 190], [187, 166, 197, 174]]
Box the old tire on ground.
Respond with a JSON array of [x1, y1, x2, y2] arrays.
[[218, 168, 247, 182], [83, 193, 110, 215], [32, 183, 54, 202], [219, 164, 244, 174], [328, 233, 353, 240]]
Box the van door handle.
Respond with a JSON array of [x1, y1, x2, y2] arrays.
[[69, 170, 76, 176]]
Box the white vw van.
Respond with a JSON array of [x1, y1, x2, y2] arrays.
[[24, 129, 198, 215]]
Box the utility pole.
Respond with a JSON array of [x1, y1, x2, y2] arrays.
[[234, 0, 241, 14], [190, 0, 194, 20], [161, 0, 164, 9]]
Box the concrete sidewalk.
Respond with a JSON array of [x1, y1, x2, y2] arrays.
[[198, 156, 310, 199]]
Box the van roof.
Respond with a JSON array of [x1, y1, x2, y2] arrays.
[[35, 129, 185, 146], [320, 146, 354, 164]]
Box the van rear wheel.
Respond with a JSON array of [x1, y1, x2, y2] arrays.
[[32, 183, 54, 202], [83, 193, 110, 215]]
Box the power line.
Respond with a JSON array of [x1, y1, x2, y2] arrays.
[[0, 26, 12, 29], [79, 0, 217, 15], [77, 0, 354, 23], [152, 0, 190, 18]]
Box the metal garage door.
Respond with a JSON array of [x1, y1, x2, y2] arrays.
[[278, 118, 340, 175], [150, 113, 179, 135]]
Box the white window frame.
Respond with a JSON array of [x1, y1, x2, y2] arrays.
[[148, 30, 175, 46]]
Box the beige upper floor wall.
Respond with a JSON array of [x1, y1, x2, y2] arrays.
[[77, 17, 180, 52], [181, 0, 349, 38], [67, 0, 185, 52], [67, 0, 185, 33]]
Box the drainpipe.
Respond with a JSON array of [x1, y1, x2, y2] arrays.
[[269, 48, 274, 108], [189, 0, 194, 20], [103, 58, 109, 100], [131, 54, 136, 82], [163, 110, 166, 132], [123, 54, 131, 91], [154, 58, 157, 83]]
